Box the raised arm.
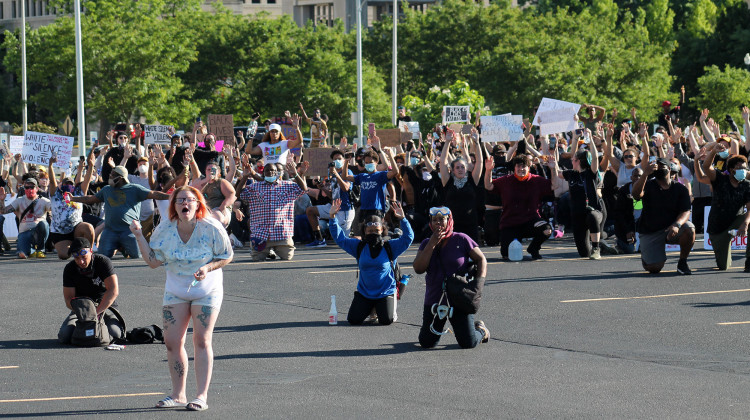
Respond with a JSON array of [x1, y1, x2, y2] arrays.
[[483, 156, 495, 191], [286, 161, 307, 191], [288, 113, 304, 149], [130, 220, 163, 269], [439, 138, 451, 187], [701, 143, 719, 182], [470, 134, 483, 185], [48, 157, 58, 191], [81, 153, 95, 195], [699, 109, 715, 143]]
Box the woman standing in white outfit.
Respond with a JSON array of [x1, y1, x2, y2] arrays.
[[130, 185, 233, 412]]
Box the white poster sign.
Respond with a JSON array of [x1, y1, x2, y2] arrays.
[[532, 98, 581, 135], [703, 206, 746, 250], [21, 131, 74, 169], [481, 115, 524, 143], [398, 121, 420, 139], [144, 125, 171, 145], [9, 135, 23, 155], [443, 106, 470, 124]]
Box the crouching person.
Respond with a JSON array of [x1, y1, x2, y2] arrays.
[[58, 238, 124, 344]]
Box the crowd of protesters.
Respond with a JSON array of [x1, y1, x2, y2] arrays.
[[5, 93, 750, 410]]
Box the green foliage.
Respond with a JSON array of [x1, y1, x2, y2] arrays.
[[402, 81, 486, 133], [694, 65, 750, 125], [11, 122, 57, 135]]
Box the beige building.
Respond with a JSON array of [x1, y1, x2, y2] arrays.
[[0, 1, 58, 30]]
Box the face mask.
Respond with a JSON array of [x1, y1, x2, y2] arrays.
[[365, 163, 376, 172], [25, 189, 36, 199], [734, 169, 747, 181], [410, 157, 419, 166], [718, 150, 729, 159], [364, 233, 382, 245], [109, 177, 121, 188], [264, 175, 278, 183], [61, 184, 75, 194], [334, 159, 344, 169], [138, 165, 148, 174], [422, 172, 432, 181], [654, 168, 669, 179]]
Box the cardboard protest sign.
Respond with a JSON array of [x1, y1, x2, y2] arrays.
[[143, 125, 171, 145], [398, 121, 420, 139], [304, 147, 336, 177], [532, 98, 580, 135], [208, 114, 235, 147], [22, 131, 74, 169], [400, 132, 412, 144], [281, 124, 298, 143], [9, 136, 23, 155], [461, 124, 474, 135], [448, 123, 463, 133], [443, 106, 470, 124], [481, 115, 524, 143], [378, 128, 403, 147]]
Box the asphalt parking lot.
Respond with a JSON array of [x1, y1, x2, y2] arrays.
[[3, 235, 750, 418]]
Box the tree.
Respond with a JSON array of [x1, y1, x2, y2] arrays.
[[694, 65, 750, 127], [402, 80, 486, 134]]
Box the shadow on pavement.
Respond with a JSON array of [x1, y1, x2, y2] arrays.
[[1, 408, 164, 418], [688, 300, 750, 308], [213, 321, 337, 334], [215, 341, 419, 360], [0, 339, 62, 350]]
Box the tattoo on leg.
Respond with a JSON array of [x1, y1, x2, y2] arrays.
[[173, 361, 185, 377], [196, 305, 213, 329], [163, 307, 176, 329]]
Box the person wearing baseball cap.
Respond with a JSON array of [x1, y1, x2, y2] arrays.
[[245, 115, 303, 166], [0, 177, 52, 258], [58, 237, 125, 345], [69, 165, 170, 259]]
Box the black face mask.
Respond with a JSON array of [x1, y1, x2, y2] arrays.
[[363, 233, 384, 258], [493, 156, 506, 166], [654, 168, 669, 179]]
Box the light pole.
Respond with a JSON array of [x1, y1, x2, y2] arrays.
[[391, 0, 397, 126], [74, 0, 86, 157], [356, 0, 365, 145], [21, 0, 28, 133]]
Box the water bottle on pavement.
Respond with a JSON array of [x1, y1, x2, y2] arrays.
[[328, 295, 338, 325], [509, 239, 523, 262]]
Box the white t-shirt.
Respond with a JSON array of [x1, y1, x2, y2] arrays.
[[258, 140, 290, 165], [128, 174, 155, 219], [11, 195, 52, 233]]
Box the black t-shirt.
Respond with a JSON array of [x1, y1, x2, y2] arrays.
[[708, 172, 750, 234], [563, 169, 603, 212], [637, 179, 691, 234], [63, 254, 117, 305], [396, 116, 412, 124], [102, 147, 139, 182]]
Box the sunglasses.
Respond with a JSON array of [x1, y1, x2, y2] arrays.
[[24, 185, 35, 190], [72, 249, 90, 257], [623, 155, 635, 159], [429, 207, 451, 217], [175, 197, 198, 204], [364, 222, 382, 227]]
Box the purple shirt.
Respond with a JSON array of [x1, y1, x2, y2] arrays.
[[419, 232, 478, 306]]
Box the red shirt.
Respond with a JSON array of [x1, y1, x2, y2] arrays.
[[490, 174, 552, 229]]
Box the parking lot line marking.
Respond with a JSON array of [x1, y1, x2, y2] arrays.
[[309, 269, 358, 274], [0, 366, 18, 369], [231, 254, 419, 266], [561, 288, 750, 303], [717, 321, 750, 326], [0, 392, 162, 403]]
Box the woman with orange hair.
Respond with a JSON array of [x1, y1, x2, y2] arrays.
[[130, 185, 233, 412]]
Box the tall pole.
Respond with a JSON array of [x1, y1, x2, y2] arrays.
[[74, 0, 86, 157], [391, 0, 397, 126], [21, 0, 28, 133], [356, 0, 363, 145]]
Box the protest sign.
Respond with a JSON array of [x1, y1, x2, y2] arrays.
[[398, 121, 420, 140], [448, 123, 463, 133], [281, 124, 298, 143], [22, 131, 74, 169], [400, 132, 412, 144], [208, 114, 235, 147], [532, 98, 580, 135], [0, 133, 7, 145], [481, 115, 524, 143], [461, 124, 474, 135], [196, 139, 224, 152], [143, 125, 171, 145], [9, 136, 23, 155], [305, 147, 336, 177], [378, 128, 403, 147], [443, 106, 470, 124], [703, 206, 745, 250]]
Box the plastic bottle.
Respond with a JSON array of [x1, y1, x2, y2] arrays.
[[328, 295, 338, 325], [509, 239, 523, 262], [397, 274, 410, 298]]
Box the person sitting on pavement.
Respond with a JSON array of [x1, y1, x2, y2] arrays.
[[0, 178, 52, 259], [48, 155, 96, 259], [58, 238, 124, 344], [241, 161, 308, 261], [306, 149, 355, 247], [69, 165, 170, 259], [632, 150, 695, 275], [329, 199, 413, 325], [483, 153, 553, 260], [697, 146, 750, 271], [412, 206, 490, 348]]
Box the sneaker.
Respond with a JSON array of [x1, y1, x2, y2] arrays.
[[677, 259, 692, 275], [35, 251, 46, 259], [529, 252, 543, 260], [17, 252, 27, 259], [305, 239, 327, 248], [475, 320, 490, 343], [29, 251, 38, 258], [589, 247, 601, 260], [600, 242, 619, 255]]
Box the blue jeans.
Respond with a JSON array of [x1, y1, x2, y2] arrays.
[[419, 305, 482, 349], [98, 227, 140, 258], [17, 220, 49, 255]]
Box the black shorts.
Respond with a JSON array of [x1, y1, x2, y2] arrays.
[[81, 213, 104, 228], [49, 231, 75, 244]]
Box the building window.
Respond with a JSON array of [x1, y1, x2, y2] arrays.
[[251, 0, 260, 4], [314, 3, 333, 27], [267, 0, 276, 3], [11, 0, 15, 18]]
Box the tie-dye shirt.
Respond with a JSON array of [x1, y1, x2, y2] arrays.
[[149, 216, 233, 277]]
